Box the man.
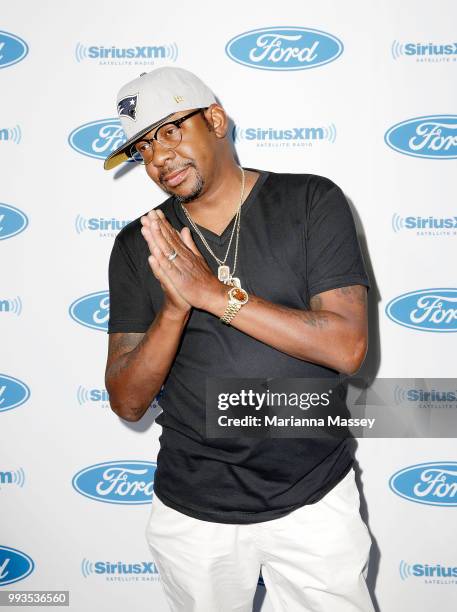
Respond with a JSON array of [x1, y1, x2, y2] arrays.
[[104, 66, 375, 612]]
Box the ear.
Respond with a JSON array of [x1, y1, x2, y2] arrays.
[[205, 104, 228, 139]]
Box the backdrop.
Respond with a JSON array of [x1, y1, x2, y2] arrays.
[[1, 1, 456, 610]]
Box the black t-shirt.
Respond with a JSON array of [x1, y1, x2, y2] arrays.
[[107, 168, 370, 524]]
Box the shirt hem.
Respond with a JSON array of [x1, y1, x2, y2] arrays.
[[152, 459, 354, 525], [107, 320, 152, 334], [308, 275, 370, 299]]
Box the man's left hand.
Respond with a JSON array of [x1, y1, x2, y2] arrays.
[[140, 208, 227, 310]]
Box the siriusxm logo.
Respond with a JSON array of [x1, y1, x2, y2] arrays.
[[0, 296, 22, 315], [0, 124, 21, 143], [386, 288, 457, 332], [392, 40, 457, 62], [392, 213, 457, 236], [0, 468, 25, 489], [399, 560, 457, 583], [0, 31, 29, 69], [394, 386, 457, 406], [69, 291, 109, 331], [72, 460, 156, 504], [225, 27, 343, 70], [390, 462, 457, 506], [68, 119, 125, 161], [0, 374, 30, 413], [81, 558, 159, 581], [385, 115, 457, 159], [0, 203, 28, 240], [0, 467, 25, 490], [233, 124, 336, 147], [0, 546, 34, 586], [75, 42, 178, 65], [77, 385, 163, 409], [75, 215, 131, 237], [77, 386, 110, 407]]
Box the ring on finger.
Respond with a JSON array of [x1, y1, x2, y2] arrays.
[[167, 249, 178, 262]]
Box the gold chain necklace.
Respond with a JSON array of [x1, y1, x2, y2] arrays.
[[180, 167, 245, 287]]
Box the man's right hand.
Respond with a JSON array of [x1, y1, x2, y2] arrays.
[[140, 213, 191, 319]]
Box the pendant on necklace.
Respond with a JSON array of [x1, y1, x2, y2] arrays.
[[229, 277, 241, 288], [218, 265, 230, 282]]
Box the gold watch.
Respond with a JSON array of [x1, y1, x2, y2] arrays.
[[220, 286, 249, 325]]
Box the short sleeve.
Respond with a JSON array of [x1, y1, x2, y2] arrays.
[[107, 234, 155, 334], [306, 181, 370, 299]]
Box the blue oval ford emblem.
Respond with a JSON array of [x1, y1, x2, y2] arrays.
[[0, 31, 29, 69], [0, 203, 28, 240], [68, 119, 125, 161], [0, 546, 34, 586], [69, 291, 109, 331], [72, 460, 156, 504], [384, 115, 457, 159], [225, 27, 343, 71], [385, 288, 457, 332], [0, 374, 31, 413], [389, 462, 457, 506]]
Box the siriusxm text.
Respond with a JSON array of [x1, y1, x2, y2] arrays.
[[410, 563, 457, 577], [87, 46, 166, 59], [404, 43, 457, 56], [84, 218, 130, 231], [402, 216, 457, 229], [241, 127, 323, 140], [94, 562, 158, 574], [406, 389, 457, 402]]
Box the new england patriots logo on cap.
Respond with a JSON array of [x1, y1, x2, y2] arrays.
[[117, 94, 138, 121]]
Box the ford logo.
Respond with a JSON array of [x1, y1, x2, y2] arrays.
[[0, 546, 34, 586], [0, 374, 31, 413], [68, 119, 126, 160], [390, 462, 457, 506], [385, 115, 457, 159], [385, 288, 457, 332], [69, 291, 109, 331], [225, 27, 343, 71], [0, 31, 29, 70], [0, 203, 28, 240], [72, 460, 156, 504]]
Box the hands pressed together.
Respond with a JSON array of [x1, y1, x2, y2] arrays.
[[140, 208, 226, 317]]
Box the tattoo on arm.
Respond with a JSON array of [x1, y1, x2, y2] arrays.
[[106, 333, 145, 378], [309, 294, 322, 311], [335, 285, 367, 305], [246, 285, 366, 335], [300, 310, 329, 328], [299, 293, 328, 327], [304, 285, 367, 328], [111, 333, 144, 354]]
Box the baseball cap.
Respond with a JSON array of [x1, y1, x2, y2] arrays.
[[103, 66, 217, 170]]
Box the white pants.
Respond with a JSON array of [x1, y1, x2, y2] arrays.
[[145, 467, 375, 612]]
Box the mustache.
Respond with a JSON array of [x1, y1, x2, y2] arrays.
[[159, 161, 196, 183]]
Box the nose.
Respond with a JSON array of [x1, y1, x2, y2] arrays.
[[148, 139, 176, 168]]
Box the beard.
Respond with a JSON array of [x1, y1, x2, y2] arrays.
[[159, 161, 205, 204]]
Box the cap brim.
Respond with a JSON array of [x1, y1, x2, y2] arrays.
[[103, 113, 175, 171]]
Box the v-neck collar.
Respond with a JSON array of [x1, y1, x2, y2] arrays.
[[172, 167, 269, 246]]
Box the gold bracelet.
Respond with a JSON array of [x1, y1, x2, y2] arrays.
[[220, 286, 249, 325]]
